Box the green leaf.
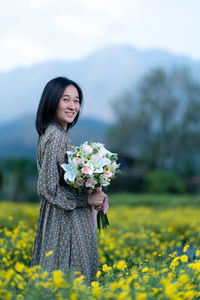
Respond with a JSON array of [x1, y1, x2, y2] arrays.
[[97, 212, 101, 233], [116, 169, 124, 175], [97, 211, 110, 233]]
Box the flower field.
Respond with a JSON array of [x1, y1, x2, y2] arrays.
[[1, 197, 200, 299]]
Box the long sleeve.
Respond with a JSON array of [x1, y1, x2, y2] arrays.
[[37, 129, 88, 210]]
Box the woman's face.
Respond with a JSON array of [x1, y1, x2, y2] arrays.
[[55, 85, 80, 130]]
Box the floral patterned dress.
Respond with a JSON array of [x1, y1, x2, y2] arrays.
[[31, 121, 99, 285]]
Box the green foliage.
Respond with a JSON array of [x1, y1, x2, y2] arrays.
[[107, 67, 200, 173], [143, 170, 185, 194], [108, 193, 200, 207], [0, 157, 38, 202]]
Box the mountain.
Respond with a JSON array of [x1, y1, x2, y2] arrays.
[[0, 114, 109, 159], [1, 44, 200, 158], [1, 44, 200, 125]]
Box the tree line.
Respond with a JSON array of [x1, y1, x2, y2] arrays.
[[106, 67, 200, 193], [1, 66, 200, 201]]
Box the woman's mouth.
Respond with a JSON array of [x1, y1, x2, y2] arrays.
[[65, 112, 74, 117]]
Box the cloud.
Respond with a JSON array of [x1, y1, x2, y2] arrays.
[[0, 0, 199, 71]]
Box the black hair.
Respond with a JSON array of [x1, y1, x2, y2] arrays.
[[35, 77, 83, 135]]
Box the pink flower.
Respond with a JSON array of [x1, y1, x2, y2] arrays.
[[74, 157, 81, 165], [76, 179, 84, 186], [82, 166, 91, 175], [111, 161, 117, 167], [85, 179, 95, 187], [103, 171, 112, 179], [82, 144, 93, 154], [94, 152, 100, 157]]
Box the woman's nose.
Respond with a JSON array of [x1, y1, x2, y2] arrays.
[[67, 100, 75, 109]]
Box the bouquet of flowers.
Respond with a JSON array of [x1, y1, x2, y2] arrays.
[[61, 141, 121, 232]]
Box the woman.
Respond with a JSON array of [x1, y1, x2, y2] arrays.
[[31, 77, 105, 285]]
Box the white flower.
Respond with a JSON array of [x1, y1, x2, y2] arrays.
[[85, 178, 97, 188], [102, 157, 111, 166], [90, 155, 105, 173], [61, 141, 120, 189], [65, 150, 74, 159], [81, 166, 94, 175], [81, 143, 93, 154], [61, 162, 78, 183]]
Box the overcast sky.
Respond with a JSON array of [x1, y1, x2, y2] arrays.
[[0, 0, 199, 71]]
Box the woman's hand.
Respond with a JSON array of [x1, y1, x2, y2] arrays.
[[88, 190, 106, 209]]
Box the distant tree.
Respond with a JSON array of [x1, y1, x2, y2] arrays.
[[107, 67, 200, 173], [0, 158, 37, 201], [0, 171, 3, 189]]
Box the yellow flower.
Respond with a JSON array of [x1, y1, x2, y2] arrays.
[[180, 255, 188, 262], [70, 293, 78, 300], [2, 257, 7, 263], [92, 286, 102, 297], [0, 247, 6, 255], [41, 271, 48, 279], [127, 276, 134, 284], [91, 281, 99, 287], [74, 271, 81, 275], [5, 269, 15, 281], [74, 275, 85, 285], [16, 295, 24, 300], [43, 282, 52, 289], [165, 283, 176, 297], [4, 229, 12, 237], [96, 270, 101, 278], [151, 288, 160, 295], [31, 273, 39, 280], [117, 291, 130, 300], [110, 282, 118, 290], [183, 244, 189, 253], [178, 274, 188, 284], [76, 151, 83, 157], [5, 292, 13, 300], [117, 278, 125, 288], [131, 270, 138, 279], [102, 264, 112, 272], [136, 293, 146, 300], [142, 267, 148, 273], [45, 250, 53, 257], [17, 283, 24, 290], [53, 270, 65, 288], [134, 282, 140, 289], [185, 290, 197, 299], [31, 265, 41, 272], [185, 283, 194, 290], [55, 293, 62, 300], [113, 260, 127, 271], [14, 262, 24, 273], [161, 268, 168, 273], [196, 250, 200, 257]]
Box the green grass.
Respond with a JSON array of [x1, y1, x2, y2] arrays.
[[2, 193, 200, 210], [108, 193, 200, 207]]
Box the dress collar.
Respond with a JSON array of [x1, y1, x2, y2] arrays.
[[51, 120, 68, 133]]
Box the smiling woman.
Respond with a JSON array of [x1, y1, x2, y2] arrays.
[[56, 85, 81, 131], [35, 77, 83, 135], [31, 77, 106, 285]]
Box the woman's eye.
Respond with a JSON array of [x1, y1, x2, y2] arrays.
[[63, 98, 79, 103]]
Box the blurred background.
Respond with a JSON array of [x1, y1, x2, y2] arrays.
[[1, 0, 200, 203]]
